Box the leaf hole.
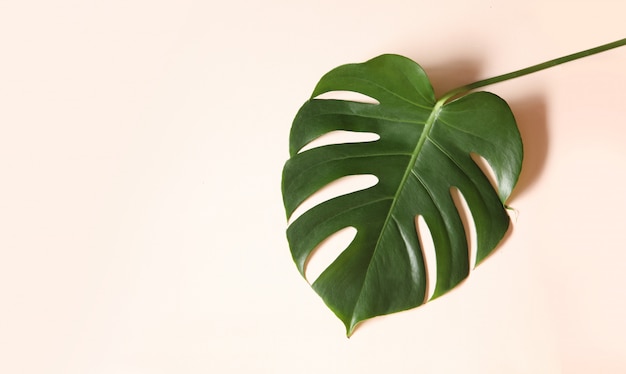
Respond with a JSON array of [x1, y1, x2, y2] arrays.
[[313, 90, 380, 105], [304, 226, 357, 284], [415, 215, 437, 302], [470, 153, 498, 192], [450, 187, 477, 270], [288, 174, 379, 225], [298, 130, 380, 154]]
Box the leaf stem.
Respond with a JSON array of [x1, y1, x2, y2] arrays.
[[440, 37, 626, 103]]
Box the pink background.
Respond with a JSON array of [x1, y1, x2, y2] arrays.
[[1, 1, 625, 373]]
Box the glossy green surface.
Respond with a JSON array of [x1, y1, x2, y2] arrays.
[[282, 54, 523, 336]]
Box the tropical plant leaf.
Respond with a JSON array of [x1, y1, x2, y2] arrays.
[[282, 54, 523, 336]]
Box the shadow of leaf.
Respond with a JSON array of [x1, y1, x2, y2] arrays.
[[422, 59, 482, 98], [508, 96, 549, 201]]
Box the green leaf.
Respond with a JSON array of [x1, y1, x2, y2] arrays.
[[282, 54, 522, 336]]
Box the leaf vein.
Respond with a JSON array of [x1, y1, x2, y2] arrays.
[[304, 104, 428, 125], [348, 77, 433, 110]]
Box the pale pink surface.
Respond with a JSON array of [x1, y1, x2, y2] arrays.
[[1, 1, 625, 373]]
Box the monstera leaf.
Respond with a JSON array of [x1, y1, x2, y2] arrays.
[[282, 55, 522, 335], [282, 38, 626, 336], [282, 38, 625, 336], [282, 54, 523, 335]]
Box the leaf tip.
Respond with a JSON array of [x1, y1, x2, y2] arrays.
[[345, 324, 356, 338], [345, 316, 364, 338]]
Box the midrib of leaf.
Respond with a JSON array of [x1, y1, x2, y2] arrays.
[[349, 98, 446, 334]]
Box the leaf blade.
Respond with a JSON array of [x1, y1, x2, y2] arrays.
[[282, 54, 523, 335]]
